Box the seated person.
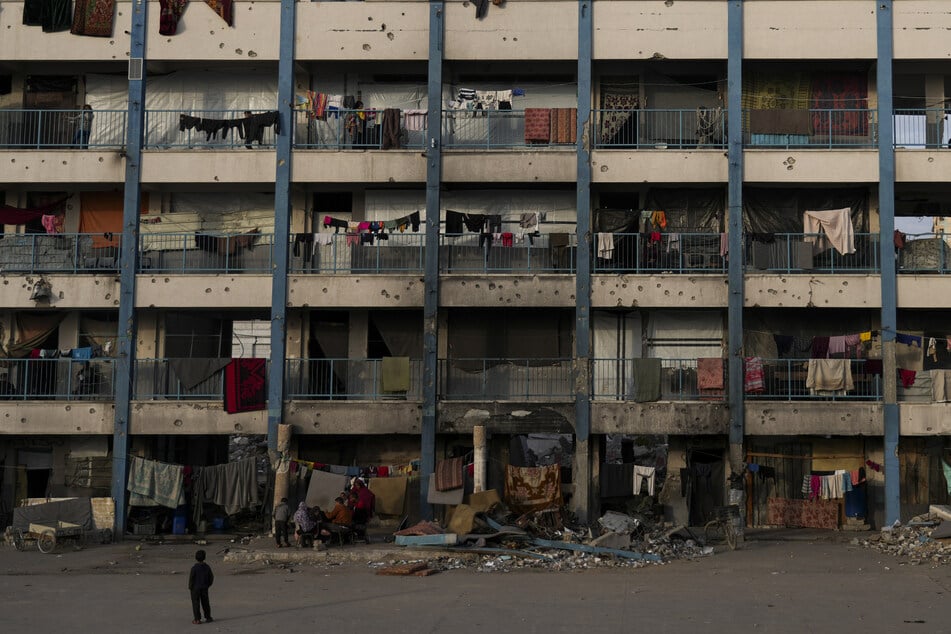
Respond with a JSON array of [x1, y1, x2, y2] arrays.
[[293, 501, 318, 547], [316, 496, 353, 544]]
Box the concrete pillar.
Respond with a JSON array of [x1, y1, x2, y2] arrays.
[[272, 423, 293, 534], [570, 437, 591, 523], [659, 438, 689, 526], [58, 313, 80, 349], [473, 425, 486, 493], [925, 75, 945, 135], [348, 310, 368, 359]]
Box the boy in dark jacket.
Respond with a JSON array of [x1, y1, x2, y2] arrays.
[[188, 549, 214, 624]]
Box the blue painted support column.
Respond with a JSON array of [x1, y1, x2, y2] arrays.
[[726, 0, 745, 472], [573, 0, 593, 522], [877, 0, 899, 526], [267, 0, 296, 452], [112, 0, 148, 541], [420, 1, 444, 520]]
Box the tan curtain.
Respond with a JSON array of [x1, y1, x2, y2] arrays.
[[5, 313, 65, 358]]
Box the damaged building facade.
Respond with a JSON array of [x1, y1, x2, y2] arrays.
[[0, 0, 949, 536]]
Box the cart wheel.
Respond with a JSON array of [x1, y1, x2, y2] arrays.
[[37, 531, 56, 554], [12, 529, 25, 551]]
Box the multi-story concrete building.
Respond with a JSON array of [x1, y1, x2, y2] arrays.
[[1, 0, 948, 535]]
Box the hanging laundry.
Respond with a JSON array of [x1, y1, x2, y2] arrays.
[[597, 232, 614, 259], [127, 456, 185, 509], [524, 108, 552, 143], [806, 359, 854, 393], [70, 0, 113, 36], [223, 358, 267, 414], [633, 465, 656, 496], [744, 357, 765, 394]]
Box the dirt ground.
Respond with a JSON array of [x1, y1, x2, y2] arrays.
[[1, 534, 950, 633]]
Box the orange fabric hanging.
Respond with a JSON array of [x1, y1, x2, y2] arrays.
[[79, 191, 148, 248]]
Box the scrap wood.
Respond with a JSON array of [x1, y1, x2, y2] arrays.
[[394, 520, 444, 537], [414, 568, 440, 576], [375, 561, 429, 576], [530, 538, 662, 562]]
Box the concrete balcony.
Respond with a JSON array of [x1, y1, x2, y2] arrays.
[[745, 1, 877, 60], [744, 149, 879, 183], [591, 149, 728, 184], [0, 273, 120, 310], [0, 3, 131, 62], [592, 274, 728, 308], [286, 401, 423, 435], [894, 1, 951, 60], [140, 150, 276, 186], [136, 274, 272, 308], [592, 401, 729, 435], [146, 0, 280, 62], [745, 401, 882, 436], [593, 1, 727, 60], [130, 401, 267, 434], [444, 1, 578, 61], [296, 1, 428, 61], [0, 400, 114, 434], [3, 150, 125, 185], [745, 274, 881, 309]]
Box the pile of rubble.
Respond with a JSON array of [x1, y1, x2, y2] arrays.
[[858, 511, 951, 566], [388, 505, 715, 573]]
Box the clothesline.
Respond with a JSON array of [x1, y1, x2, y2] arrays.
[[746, 452, 866, 461]]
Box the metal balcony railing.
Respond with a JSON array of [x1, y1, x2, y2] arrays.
[[134, 358, 246, 400], [144, 109, 278, 149], [440, 233, 576, 273], [289, 232, 425, 273], [438, 358, 573, 401], [745, 233, 880, 273], [592, 358, 726, 401], [441, 109, 576, 149], [743, 108, 877, 148], [746, 358, 881, 401], [293, 109, 426, 150], [285, 358, 423, 400], [0, 358, 115, 400], [893, 109, 951, 149], [593, 108, 727, 149], [0, 233, 121, 273], [138, 232, 274, 273], [0, 109, 127, 149], [592, 233, 724, 273]]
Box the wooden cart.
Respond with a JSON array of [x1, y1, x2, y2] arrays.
[[13, 521, 86, 554]]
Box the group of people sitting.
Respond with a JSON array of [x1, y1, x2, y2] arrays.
[[272, 477, 376, 549]]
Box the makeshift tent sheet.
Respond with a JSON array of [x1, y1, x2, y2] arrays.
[[85, 71, 278, 146], [742, 73, 810, 110], [742, 187, 868, 235], [646, 310, 723, 359], [79, 192, 149, 248], [810, 73, 868, 137]]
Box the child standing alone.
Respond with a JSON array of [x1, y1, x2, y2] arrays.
[[188, 549, 214, 625]]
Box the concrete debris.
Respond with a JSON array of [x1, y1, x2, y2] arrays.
[[857, 512, 951, 566], [589, 532, 631, 550], [598, 511, 640, 535], [384, 507, 715, 573]]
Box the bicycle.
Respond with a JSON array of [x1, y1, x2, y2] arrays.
[[704, 505, 739, 550]]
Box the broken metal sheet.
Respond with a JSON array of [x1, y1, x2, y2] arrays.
[[529, 537, 662, 562], [395, 534, 458, 546]]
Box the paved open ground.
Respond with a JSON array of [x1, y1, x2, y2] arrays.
[[1, 535, 950, 633]]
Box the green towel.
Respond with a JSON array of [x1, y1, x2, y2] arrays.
[[632, 358, 662, 402], [381, 357, 410, 392]]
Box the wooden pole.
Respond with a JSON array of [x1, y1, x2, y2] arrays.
[[473, 425, 486, 493]]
